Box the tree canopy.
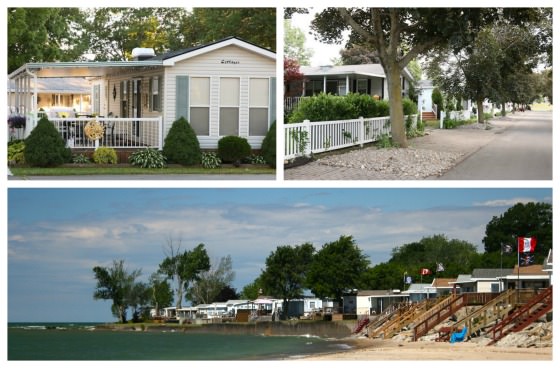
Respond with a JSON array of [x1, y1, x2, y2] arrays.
[[8, 7, 276, 73], [284, 19, 313, 66], [92, 260, 142, 323], [187, 255, 236, 305], [310, 8, 543, 147]]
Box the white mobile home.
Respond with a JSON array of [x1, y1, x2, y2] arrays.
[[8, 37, 276, 150]]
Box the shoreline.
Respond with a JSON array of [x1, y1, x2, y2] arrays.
[[294, 339, 553, 360]]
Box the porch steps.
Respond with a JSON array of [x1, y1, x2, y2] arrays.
[[436, 289, 515, 342], [486, 286, 552, 345], [422, 111, 436, 120], [413, 294, 466, 341]]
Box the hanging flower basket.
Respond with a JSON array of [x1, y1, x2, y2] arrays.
[[84, 120, 105, 141], [8, 115, 26, 129]]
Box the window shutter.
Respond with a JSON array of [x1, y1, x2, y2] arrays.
[[176, 75, 189, 121], [269, 77, 276, 124]]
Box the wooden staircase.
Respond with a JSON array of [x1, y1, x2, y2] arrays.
[[437, 289, 515, 342], [486, 286, 552, 345], [373, 299, 432, 339], [353, 316, 370, 334], [413, 294, 466, 341]]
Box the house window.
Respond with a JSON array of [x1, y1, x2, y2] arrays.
[[190, 77, 210, 135], [151, 76, 161, 112], [220, 77, 239, 136], [304, 80, 323, 96], [357, 79, 368, 94], [249, 78, 269, 136]]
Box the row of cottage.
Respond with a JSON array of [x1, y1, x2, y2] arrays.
[[156, 261, 552, 323]]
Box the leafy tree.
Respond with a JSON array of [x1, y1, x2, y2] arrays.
[[187, 255, 235, 305], [240, 278, 264, 300], [179, 8, 276, 51], [8, 8, 88, 73], [483, 202, 552, 263], [128, 282, 150, 322], [284, 19, 313, 65], [149, 273, 174, 318], [361, 262, 407, 291], [158, 239, 210, 309], [215, 286, 239, 302], [431, 88, 444, 118], [284, 58, 305, 99], [92, 260, 142, 323], [389, 235, 479, 279], [310, 8, 538, 147], [260, 243, 315, 319], [260, 121, 276, 168], [307, 235, 369, 303], [339, 44, 380, 65]]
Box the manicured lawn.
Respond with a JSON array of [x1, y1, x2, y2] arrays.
[[10, 165, 275, 176]]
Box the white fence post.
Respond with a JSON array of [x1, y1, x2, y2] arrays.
[[359, 116, 365, 147], [303, 119, 311, 157]]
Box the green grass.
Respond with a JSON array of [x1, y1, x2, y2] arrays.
[[10, 165, 275, 176], [423, 119, 440, 129], [530, 103, 553, 111]]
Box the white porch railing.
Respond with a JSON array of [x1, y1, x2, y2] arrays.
[[49, 117, 163, 149], [284, 96, 304, 112], [284, 115, 416, 160]]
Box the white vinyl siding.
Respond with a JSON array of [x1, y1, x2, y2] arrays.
[[162, 44, 275, 149]]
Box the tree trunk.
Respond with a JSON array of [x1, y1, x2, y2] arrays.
[[477, 98, 484, 124], [175, 280, 184, 310], [386, 66, 407, 148], [501, 103, 506, 117]]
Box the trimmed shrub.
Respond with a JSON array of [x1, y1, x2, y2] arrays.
[[24, 117, 71, 167], [218, 136, 251, 165], [93, 147, 118, 164], [162, 117, 201, 166], [432, 88, 443, 118], [129, 148, 166, 168], [201, 152, 222, 169], [288, 93, 357, 123], [260, 121, 276, 167], [402, 97, 418, 116]]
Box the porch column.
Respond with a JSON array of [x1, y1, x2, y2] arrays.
[[346, 75, 349, 95], [323, 76, 327, 93]]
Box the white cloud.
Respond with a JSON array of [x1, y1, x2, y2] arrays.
[[473, 197, 543, 207]]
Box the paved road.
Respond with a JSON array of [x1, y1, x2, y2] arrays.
[[435, 110, 552, 180]]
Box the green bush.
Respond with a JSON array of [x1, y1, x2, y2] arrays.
[[260, 121, 276, 167], [288, 93, 357, 123], [432, 88, 443, 118], [201, 152, 222, 169], [92, 147, 118, 164], [8, 140, 26, 165], [376, 100, 390, 117], [72, 153, 90, 164], [129, 148, 166, 168], [162, 117, 201, 166], [402, 97, 418, 116], [217, 136, 251, 165], [24, 117, 71, 167], [247, 154, 267, 165]]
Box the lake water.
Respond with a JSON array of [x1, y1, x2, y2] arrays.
[[8, 322, 355, 360]]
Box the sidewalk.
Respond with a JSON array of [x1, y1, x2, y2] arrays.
[[284, 120, 509, 180]]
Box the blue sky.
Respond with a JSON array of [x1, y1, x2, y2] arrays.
[[7, 188, 551, 322]]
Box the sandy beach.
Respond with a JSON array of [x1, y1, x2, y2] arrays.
[[298, 339, 552, 360]]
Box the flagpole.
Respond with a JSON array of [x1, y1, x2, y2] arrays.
[[500, 244, 503, 292], [517, 239, 520, 304]]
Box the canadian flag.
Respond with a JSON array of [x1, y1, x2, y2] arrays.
[[517, 237, 537, 253], [421, 268, 431, 275]]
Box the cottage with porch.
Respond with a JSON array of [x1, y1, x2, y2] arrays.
[[285, 64, 413, 112], [8, 37, 276, 151]]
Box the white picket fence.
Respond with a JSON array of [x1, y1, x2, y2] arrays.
[[285, 115, 417, 159]]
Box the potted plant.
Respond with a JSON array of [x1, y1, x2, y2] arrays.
[[8, 115, 26, 129]]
